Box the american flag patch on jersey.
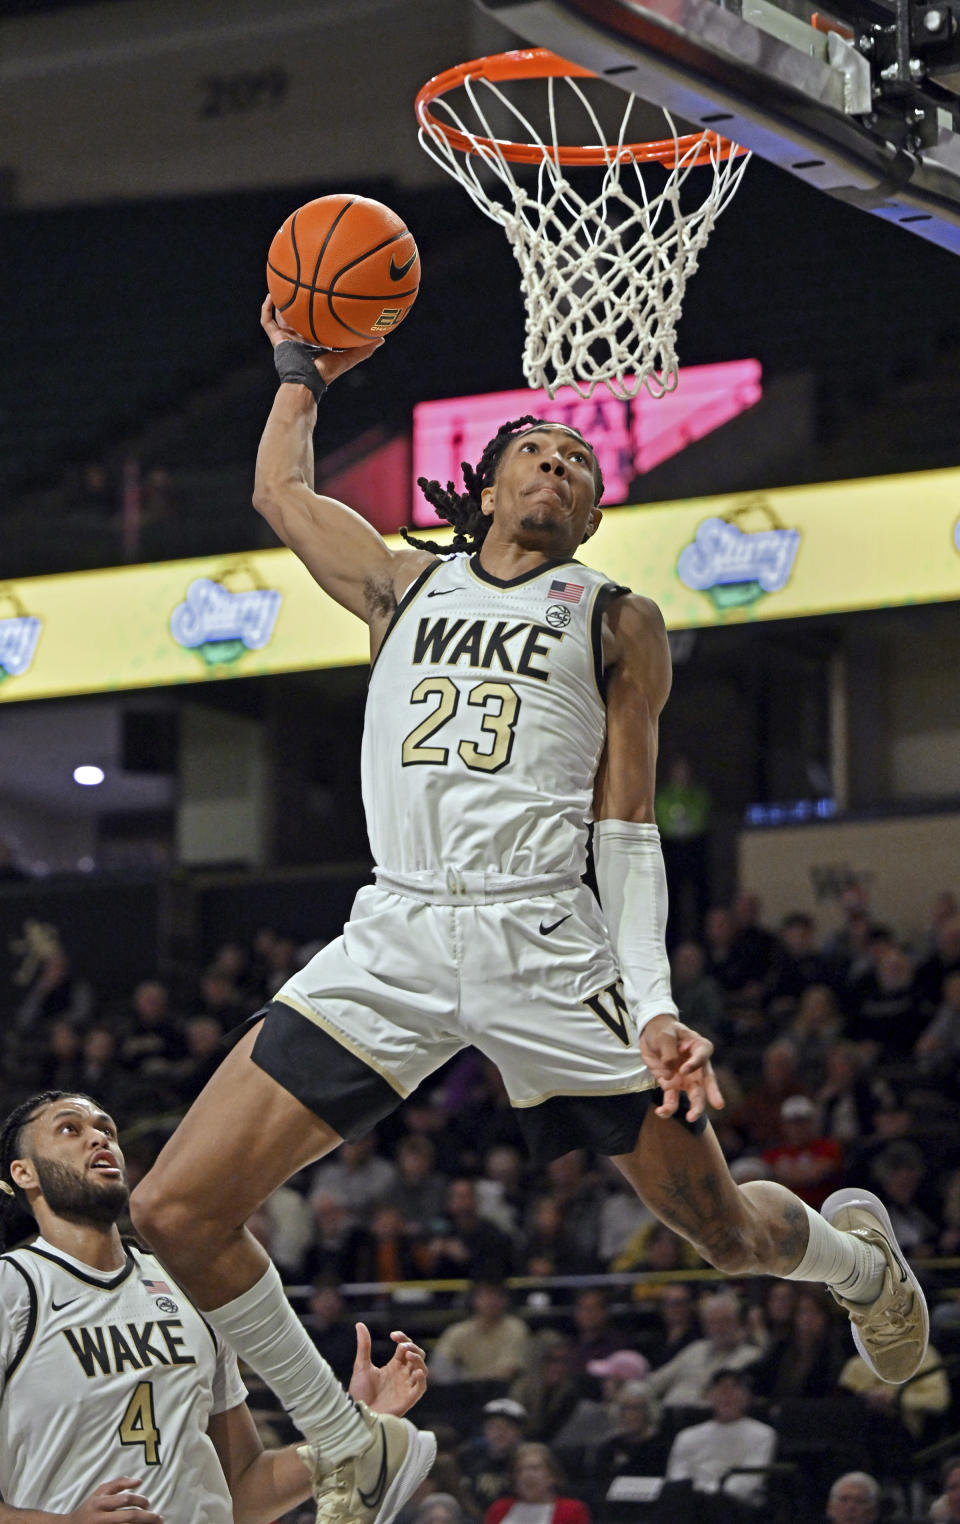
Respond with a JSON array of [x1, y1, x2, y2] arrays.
[[141, 1278, 172, 1294], [548, 579, 584, 604]]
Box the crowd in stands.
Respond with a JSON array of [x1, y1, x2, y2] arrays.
[[3, 883, 960, 1519]]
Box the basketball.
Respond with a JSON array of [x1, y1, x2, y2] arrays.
[[266, 193, 420, 349]]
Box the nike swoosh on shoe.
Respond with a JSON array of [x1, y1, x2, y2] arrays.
[[357, 1432, 388, 1510], [821, 1186, 929, 1383]]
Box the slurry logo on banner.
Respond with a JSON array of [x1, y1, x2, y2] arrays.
[[169, 562, 282, 667], [676, 497, 801, 611], [0, 586, 42, 686]]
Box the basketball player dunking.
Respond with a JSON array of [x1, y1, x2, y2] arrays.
[[0, 1091, 426, 1524], [131, 300, 928, 1524]]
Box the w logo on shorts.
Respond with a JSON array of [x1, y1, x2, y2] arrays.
[[583, 979, 631, 1046]]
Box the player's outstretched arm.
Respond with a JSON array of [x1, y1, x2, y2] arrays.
[[593, 593, 724, 1123], [208, 1404, 312, 1524], [253, 296, 433, 629], [0, 1477, 163, 1524]]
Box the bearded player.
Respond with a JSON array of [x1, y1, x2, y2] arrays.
[[0, 1090, 427, 1524]]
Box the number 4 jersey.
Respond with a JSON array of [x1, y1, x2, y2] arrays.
[[363, 553, 626, 879], [0, 1238, 246, 1523]]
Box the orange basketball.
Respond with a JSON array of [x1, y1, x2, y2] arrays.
[[266, 193, 420, 348]]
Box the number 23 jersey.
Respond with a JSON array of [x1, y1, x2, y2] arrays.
[[0, 1238, 246, 1523], [363, 553, 625, 878]]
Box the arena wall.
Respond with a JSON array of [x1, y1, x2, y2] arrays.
[[0, 0, 488, 206], [739, 811, 960, 942]]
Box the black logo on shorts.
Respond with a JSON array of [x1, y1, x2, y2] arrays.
[[546, 604, 571, 628], [539, 914, 571, 936], [583, 979, 632, 1046]]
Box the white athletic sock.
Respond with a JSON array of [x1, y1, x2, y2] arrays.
[[205, 1262, 368, 1461], [783, 1201, 886, 1303]]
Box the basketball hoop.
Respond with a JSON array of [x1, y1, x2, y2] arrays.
[[415, 49, 749, 400]]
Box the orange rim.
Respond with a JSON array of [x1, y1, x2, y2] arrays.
[[415, 48, 743, 168]]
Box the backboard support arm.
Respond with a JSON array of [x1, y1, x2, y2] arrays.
[[476, 0, 960, 254]]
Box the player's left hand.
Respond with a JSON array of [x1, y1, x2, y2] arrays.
[[348, 1322, 427, 1416], [639, 1014, 725, 1124], [260, 295, 383, 384]]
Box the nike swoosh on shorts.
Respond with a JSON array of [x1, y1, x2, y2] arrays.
[[539, 915, 572, 936]]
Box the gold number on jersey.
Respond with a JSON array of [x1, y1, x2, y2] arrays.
[[118, 1380, 161, 1465], [402, 678, 522, 771], [458, 681, 521, 773], [401, 677, 460, 764]]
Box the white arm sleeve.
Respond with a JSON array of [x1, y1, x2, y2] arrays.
[[593, 818, 678, 1039]]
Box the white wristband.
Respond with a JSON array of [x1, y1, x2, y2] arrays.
[[593, 818, 678, 1040]]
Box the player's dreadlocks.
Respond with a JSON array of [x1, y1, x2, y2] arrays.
[[403, 415, 605, 556], [0, 1089, 93, 1251]]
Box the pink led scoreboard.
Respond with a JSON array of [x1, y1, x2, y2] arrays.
[[411, 361, 762, 526]]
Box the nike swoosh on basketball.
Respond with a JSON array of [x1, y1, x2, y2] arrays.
[[427, 588, 458, 597], [357, 1430, 389, 1509], [389, 251, 418, 281], [539, 915, 571, 936], [51, 1296, 80, 1311]]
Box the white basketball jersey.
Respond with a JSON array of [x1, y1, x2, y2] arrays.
[[362, 553, 624, 877], [0, 1238, 246, 1523]]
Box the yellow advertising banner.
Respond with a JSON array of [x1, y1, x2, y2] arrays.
[[613, 466, 960, 628], [0, 549, 381, 704], [2, 464, 959, 702]]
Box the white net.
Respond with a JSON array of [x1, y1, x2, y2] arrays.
[[417, 61, 750, 400]]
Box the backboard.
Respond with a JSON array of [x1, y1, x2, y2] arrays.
[[474, 0, 960, 254]]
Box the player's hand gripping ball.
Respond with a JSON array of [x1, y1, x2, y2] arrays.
[[267, 193, 420, 349]]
